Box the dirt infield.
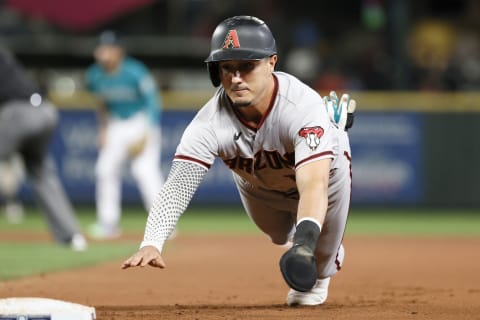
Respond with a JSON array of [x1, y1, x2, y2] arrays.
[[1, 234, 479, 319]]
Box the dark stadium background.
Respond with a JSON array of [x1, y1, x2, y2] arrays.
[[1, 0, 479, 207]]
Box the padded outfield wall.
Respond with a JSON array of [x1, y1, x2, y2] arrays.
[[16, 91, 480, 207]]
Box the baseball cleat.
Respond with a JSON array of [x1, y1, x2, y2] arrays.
[[286, 277, 330, 306], [4, 202, 24, 224], [87, 223, 121, 240], [279, 244, 318, 292], [69, 233, 88, 252]]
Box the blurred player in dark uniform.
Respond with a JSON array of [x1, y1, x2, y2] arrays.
[[0, 46, 87, 251], [0, 153, 25, 223]]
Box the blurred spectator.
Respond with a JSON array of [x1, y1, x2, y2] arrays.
[[2, 0, 480, 92], [321, 27, 390, 90], [284, 20, 322, 86], [407, 19, 456, 91], [444, 30, 480, 90], [314, 59, 349, 93]]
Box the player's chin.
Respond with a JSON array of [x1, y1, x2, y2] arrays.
[[231, 99, 253, 108], [229, 94, 252, 107]]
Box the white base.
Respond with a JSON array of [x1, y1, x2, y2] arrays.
[[0, 297, 95, 320]]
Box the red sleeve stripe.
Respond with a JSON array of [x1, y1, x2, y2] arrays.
[[335, 254, 342, 271], [295, 151, 334, 169], [344, 151, 352, 162], [336, 150, 353, 272], [344, 150, 353, 189], [174, 155, 212, 169]]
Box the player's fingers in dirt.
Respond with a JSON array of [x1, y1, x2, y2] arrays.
[[121, 246, 166, 269], [148, 257, 166, 269], [121, 254, 140, 269], [121, 251, 147, 269]]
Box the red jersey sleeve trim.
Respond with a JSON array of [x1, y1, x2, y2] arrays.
[[295, 151, 334, 169], [174, 155, 212, 169]]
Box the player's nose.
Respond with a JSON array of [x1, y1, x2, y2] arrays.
[[231, 70, 242, 82]]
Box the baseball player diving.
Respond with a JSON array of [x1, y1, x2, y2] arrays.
[[122, 16, 356, 306]]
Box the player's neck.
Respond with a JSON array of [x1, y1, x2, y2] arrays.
[[104, 59, 123, 74], [236, 107, 263, 127]]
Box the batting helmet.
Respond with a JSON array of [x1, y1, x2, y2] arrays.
[[205, 16, 277, 87]]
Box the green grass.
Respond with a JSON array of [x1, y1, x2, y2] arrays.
[[2, 206, 479, 236], [0, 206, 144, 232], [0, 242, 137, 280], [346, 208, 480, 236], [175, 207, 480, 237], [0, 206, 479, 281]]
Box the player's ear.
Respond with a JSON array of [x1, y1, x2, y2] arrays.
[[268, 55, 277, 71]]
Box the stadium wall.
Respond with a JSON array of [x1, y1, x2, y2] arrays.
[[15, 91, 480, 207]]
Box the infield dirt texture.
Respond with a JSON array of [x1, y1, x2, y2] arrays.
[[0, 233, 479, 319]]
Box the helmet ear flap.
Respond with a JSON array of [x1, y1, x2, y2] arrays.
[[207, 62, 221, 87]]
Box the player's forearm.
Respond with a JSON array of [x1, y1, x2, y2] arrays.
[[140, 75, 162, 124], [140, 161, 207, 252], [96, 104, 108, 129], [295, 159, 331, 225], [296, 181, 328, 225]]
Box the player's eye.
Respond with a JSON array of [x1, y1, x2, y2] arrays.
[[220, 64, 235, 74], [237, 62, 256, 73], [220, 61, 258, 76]]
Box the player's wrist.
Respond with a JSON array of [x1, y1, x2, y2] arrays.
[[296, 217, 322, 231], [293, 218, 322, 252], [140, 240, 165, 254]]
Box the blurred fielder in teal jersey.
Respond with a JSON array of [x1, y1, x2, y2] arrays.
[[86, 31, 164, 239]]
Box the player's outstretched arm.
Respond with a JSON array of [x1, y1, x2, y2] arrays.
[[121, 245, 166, 269], [121, 160, 208, 270]]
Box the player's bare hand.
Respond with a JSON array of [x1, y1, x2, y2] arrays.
[[97, 128, 106, 149], [121, 245, 166, 269]]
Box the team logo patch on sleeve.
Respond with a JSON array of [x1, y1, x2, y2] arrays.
[[299, 126, 324, 151]]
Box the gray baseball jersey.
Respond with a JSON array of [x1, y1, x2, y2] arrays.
[[175, 71, 342, 190], [142, 72, 352, 278]]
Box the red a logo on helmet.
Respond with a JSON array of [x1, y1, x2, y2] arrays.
[[223, 30, 241, 49]]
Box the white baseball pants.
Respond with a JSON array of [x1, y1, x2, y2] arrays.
[[95, 112, 164, 229]]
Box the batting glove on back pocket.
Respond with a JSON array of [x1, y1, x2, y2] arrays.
[[323, 91, 356, 131]]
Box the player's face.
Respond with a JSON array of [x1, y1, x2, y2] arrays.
[[94, 45, 124, 73], [219, 55, 277, 108]]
